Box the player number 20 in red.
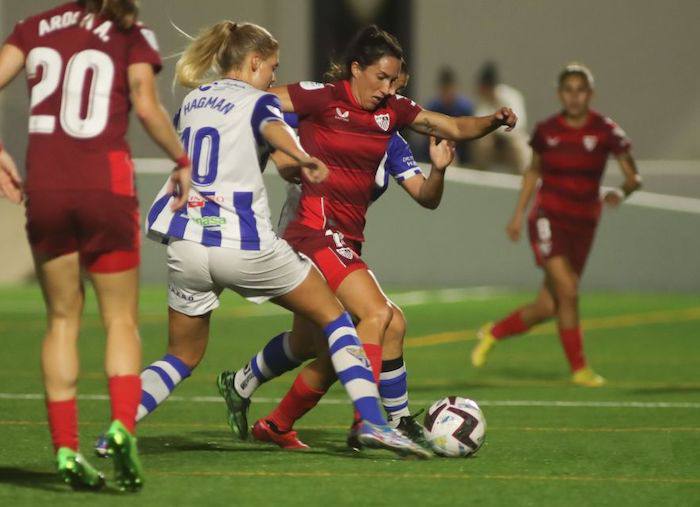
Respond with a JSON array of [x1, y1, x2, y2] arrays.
[[26, 47, 115, 139]]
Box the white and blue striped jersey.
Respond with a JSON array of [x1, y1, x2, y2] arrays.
[[146, 79, 284, 250], [371, 132, 423, 202]]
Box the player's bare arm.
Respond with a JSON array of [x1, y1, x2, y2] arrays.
[[410, 107, 517, 141], [270, 150, 302, 184], [0, 43, 24, 90], [269, 85, 294, 112], [507, 152, 542, 242], [0, 145, 22, 204], [0, 44, 26, 203], [400, 136, 455, 209], [603, 151, 643, 208], [128, 63, 191, 209], [262, 120, 329, 183]]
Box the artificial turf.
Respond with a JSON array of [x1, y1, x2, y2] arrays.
[[0, 286, 698, 506]]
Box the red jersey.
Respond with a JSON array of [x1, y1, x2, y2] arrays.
[[530, 110, 631, 229], [284, 80, 422, 242], [5, 1, 161, 192]]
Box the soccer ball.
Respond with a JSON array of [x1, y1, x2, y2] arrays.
[[422, 396, 486, 457]]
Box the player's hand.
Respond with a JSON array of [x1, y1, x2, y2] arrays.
[[493, 107, 518, 132], [168, 164, 192, 210], [429, 136, 456, 171], [0, 147, 23, 204], [506, 213, 522, 242], [603, 189, 624, 208], [299, 156, 329, 184]]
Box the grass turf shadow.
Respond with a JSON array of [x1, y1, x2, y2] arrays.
[[138, 429, 409, 461], [0, 466, 122, 495]]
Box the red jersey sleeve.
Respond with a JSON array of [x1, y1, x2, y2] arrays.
[[4, 20, 29, 54], [529, 123, 546, 153], [287, 81, 334, 116], [127, 24, 162, 73], [604, 117, 631, 155], [390, 94, 423, 128]]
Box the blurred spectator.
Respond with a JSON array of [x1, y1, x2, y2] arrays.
[[473, 61, 530, 173], [420, 67, 474, 164]]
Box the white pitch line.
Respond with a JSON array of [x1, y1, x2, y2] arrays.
[[1, 392, 698, 409]]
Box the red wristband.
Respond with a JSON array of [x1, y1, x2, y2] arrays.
[[175, 154, 190, 168]]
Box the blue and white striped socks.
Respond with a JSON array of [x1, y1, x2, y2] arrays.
[[380, 357, 411, 426], [233, 331, 301, 399], [136, 354, 192, 422], [326, 312, 386, 426]]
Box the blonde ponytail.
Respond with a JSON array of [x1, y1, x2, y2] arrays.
[[175, 21, 279, 89]]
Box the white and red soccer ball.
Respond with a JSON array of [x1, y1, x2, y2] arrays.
[[422, 396, 486, 457]]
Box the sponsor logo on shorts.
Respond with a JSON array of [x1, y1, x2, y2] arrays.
[[346, 346, 371, 369], [336, 247, 355, 260], [169, 284, 194, 302], [538, 240, 552, 256]]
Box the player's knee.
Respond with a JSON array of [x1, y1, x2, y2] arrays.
[[384, 307, 407, 350], [554, 280, 578, 304], [360, 302, 393, 334], [538, 298, 557, 319]]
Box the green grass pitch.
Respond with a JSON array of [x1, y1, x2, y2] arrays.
[[0, 286, 698, 505]]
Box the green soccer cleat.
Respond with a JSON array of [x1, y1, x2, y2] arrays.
[[104, 420, 144, 492], [217, 370, 251, 440], [56, 447, 105, 491]]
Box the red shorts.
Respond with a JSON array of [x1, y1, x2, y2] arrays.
[[528, 214, 596, 276], [284, 224, 366, 291], [25, 190, 140, 273]]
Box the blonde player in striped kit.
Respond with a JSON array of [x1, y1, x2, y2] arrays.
[[106, 21, 429, 459]]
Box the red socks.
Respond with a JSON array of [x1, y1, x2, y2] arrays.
[[109, 375, 141, 434], [362, 343, 382, 382], [492, 310, 529, 339], [46, 375, 140, 452], [268, 374, 327, 432], [46, 398, 78, 452], [558, 327, 586, 371]]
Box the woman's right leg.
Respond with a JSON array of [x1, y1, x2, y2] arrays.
[[471, 277, 557, 367], [268, 267, 429, 457], [272, 267, 387, 426]]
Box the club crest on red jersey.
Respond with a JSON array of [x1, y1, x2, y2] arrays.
[[374, 113, 390, 131], [583, 135, 598, 152]]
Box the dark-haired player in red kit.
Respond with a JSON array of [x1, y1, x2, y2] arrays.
[[0, 0, 190, 491], [471, 63, 642, 386]]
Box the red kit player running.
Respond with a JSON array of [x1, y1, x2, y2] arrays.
[[215, 25, 517, 450], [0, 0, 190, 491], [471, 63, 642, 386]]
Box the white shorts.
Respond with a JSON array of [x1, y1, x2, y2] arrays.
[[166, 238, 312, 316]]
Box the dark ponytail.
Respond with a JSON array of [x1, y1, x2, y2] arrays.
[[78, 0, 139, 30], [324, 25, 403, 82]]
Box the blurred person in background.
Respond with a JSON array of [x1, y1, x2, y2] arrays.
[[473, 61, 530, 173], [471, 63, 642, 386], [421, 66, 473, 164]]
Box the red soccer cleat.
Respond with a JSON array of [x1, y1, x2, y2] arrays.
[[251, 419, 309, 450]]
